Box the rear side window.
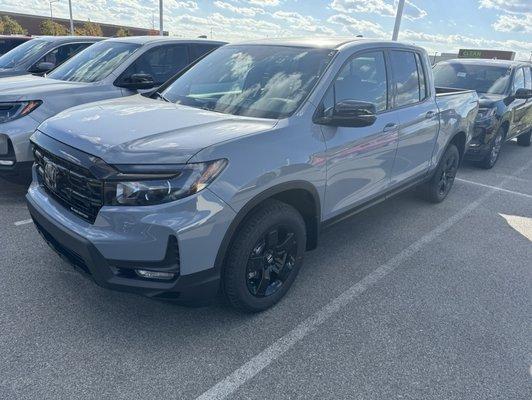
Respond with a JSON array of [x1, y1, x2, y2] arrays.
[[415, 53, 428, 100], [121, 44, 190, 86], [525, 67, 532, 90], [190, 44, 220, 61], [390, 50, 420, 107], [321, 51, 388, 113], [37, 43, 91, 67], [512, 67, 525, 92]]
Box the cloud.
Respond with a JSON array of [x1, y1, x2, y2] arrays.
[[327, 14, 386, 36], [330, 0, 427, 21], [492, 13, 532, 33], [272, 11, 335, 34], [247, 0, 280, 6], [213, 1, 264, 16], [479, 0, 532, 14]]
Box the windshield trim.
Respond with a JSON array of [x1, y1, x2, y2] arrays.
[[161, 45, 338, 120]]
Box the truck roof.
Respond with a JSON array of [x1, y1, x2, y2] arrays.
[[104, 36, 227, 46], [32, 35, 104, 42]]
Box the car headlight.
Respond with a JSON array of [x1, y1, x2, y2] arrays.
[[106, 159, 228, 206], [475, 108, 496, 121], [0, 101, 42, 123]]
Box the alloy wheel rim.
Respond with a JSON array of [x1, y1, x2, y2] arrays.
[[245, 225, 298, 297], [490, 133, 503, 164], [438, 153, 458, 196]]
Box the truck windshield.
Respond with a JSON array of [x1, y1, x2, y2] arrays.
[[0, 39, 49, 69], [48, 41, 141, 83], [433, 63, 511, 95], [161, 45, 336, 119]]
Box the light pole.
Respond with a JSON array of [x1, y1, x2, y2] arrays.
[[49, 0, 59, 23], [392, 0, 405, 41], [68, 0, 74, 35], [159, 0, 163, 36]]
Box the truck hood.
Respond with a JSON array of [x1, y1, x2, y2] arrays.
[[0, 74, 89, 100], [0, 68, 29, 78], [38, 95, 278, 165], [478, 93, 505, 108]]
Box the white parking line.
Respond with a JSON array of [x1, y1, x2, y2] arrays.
[[14, 219, 33, 226], [196, 160, 532, 400], [456, 178, 532, 200]]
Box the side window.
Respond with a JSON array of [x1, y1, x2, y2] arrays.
[[512, 68, 525, 92], [390, 50, 420, 107], [321, 51, 388, 114], [415, 53, 428, 100], [522, 67, 531, 90], [121, 44, 189, 86], [190, 44, 219, 61], [39, 43, 90, 67]]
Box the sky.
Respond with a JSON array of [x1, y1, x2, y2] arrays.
[[2, 0, 531, 60]]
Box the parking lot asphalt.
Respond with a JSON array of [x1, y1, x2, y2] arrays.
[[0, 141, 530, 400]]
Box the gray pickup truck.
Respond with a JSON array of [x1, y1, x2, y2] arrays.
[[27, 38, 479, 312]]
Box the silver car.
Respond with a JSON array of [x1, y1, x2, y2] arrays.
[[27, 38, 479, 311], [0, 36, 225, 176]]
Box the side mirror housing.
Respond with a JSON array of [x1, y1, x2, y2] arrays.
[[30, 61, 55, 74], [117, 73, 156, 90], [315, 100, 377, 128], [514, 88, 532, 100]]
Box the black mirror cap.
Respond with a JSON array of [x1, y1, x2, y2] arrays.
[[514, 88, 532, 100], [315, 100, 377, 128], [117, 73, 156, 90]]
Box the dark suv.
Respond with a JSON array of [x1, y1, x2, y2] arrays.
[[0, 35, 31, 56], [434, 59, 532, 168]]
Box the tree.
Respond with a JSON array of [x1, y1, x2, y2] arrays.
[[1, 16, 27, 35], [40, 20, 68, 36], [0, 18, 4, 35], [75, 21, 103, 36], [115, 27, 131, 37]]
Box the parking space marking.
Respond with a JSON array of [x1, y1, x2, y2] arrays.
[[14, 219, 33, 226], [195, 157, 532, 400], [456, 178, 532, 200]]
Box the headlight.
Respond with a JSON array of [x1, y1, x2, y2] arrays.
[[0, 101, 42, 123], [475, 108, 496, 121], [106, 159, 227, 206]]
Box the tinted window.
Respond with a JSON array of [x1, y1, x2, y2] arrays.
[[0, 39, 49, 69], [322, 51, 388, 113], [524, 67, 532, 90], [121, 44, 189, 85], [49, 41, 141, 83], [512, 67, 525, 92], [190, 43, 220, 60], [37, 43, 91, 68], [433, 63, 511, 94], [415, 53, 427, 100], [390, 51, 420, 107], [162, 45, 335, 119], [0, 38, 28, 55]]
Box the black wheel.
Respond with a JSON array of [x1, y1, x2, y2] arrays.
[[479, 127, 505, 169], [420, 144, 460, 203], [223, 199, 306, 312], [517, 130, 531, 147]]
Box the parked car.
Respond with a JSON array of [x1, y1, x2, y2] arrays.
[[433, 59, 532, 168], [0, 36, 102, 78], [0, 37, 225, 176], [26, 38, 479, 311], [0, 35, 31, 56]]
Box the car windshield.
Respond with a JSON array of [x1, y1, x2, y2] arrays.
[[0, 39, 49, 69], [161, 45, 336, 119], [433, 63, 511, 94], [48, 41, 141, 83]]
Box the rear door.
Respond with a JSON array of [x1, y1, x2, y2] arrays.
[[510, 67, 530, 138], [388, 50, 439, 185]]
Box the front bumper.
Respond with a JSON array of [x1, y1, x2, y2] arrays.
[[26, 180, 236, 303], [0, 117, 39, 175], [464, 119, 498, 161]]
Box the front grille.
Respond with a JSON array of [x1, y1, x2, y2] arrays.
[[34, 145, 103, 224]]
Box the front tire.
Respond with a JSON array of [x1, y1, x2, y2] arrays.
[[517, 130, 531, 147], [223, 199, 306, 312], [420, 144, 459, 203], [479, 127, 505, 169]]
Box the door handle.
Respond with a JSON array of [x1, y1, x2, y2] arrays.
[[425, 111, 436, 119], [383, 123, 397, 132]]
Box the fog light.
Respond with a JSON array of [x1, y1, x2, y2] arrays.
[[135, 269, 176, 280], [0, 160, 14, 166]]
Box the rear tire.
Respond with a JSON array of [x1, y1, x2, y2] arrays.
[[479, 126, 505, 169], [420, 144, 459, 203], [223, 199, 306, 312], [517, 130, 531, 147]]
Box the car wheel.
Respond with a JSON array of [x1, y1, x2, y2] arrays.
[[517, 130, 531, 147], [223, 199, 306, 312], [420, 143, 460, 203], [479, 127, 505, 169]]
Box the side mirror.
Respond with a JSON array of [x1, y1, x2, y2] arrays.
[[117, 73, 156, 90], [315, 100, 377, 128], [514, 88, 532, 100], [30, 61, 55, 74]]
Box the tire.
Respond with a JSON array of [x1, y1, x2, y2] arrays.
[[223, 199, 306, 312], [479, 126, 505, 169], [420, 143, 460, 203], [517, 130, 531, 147]]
